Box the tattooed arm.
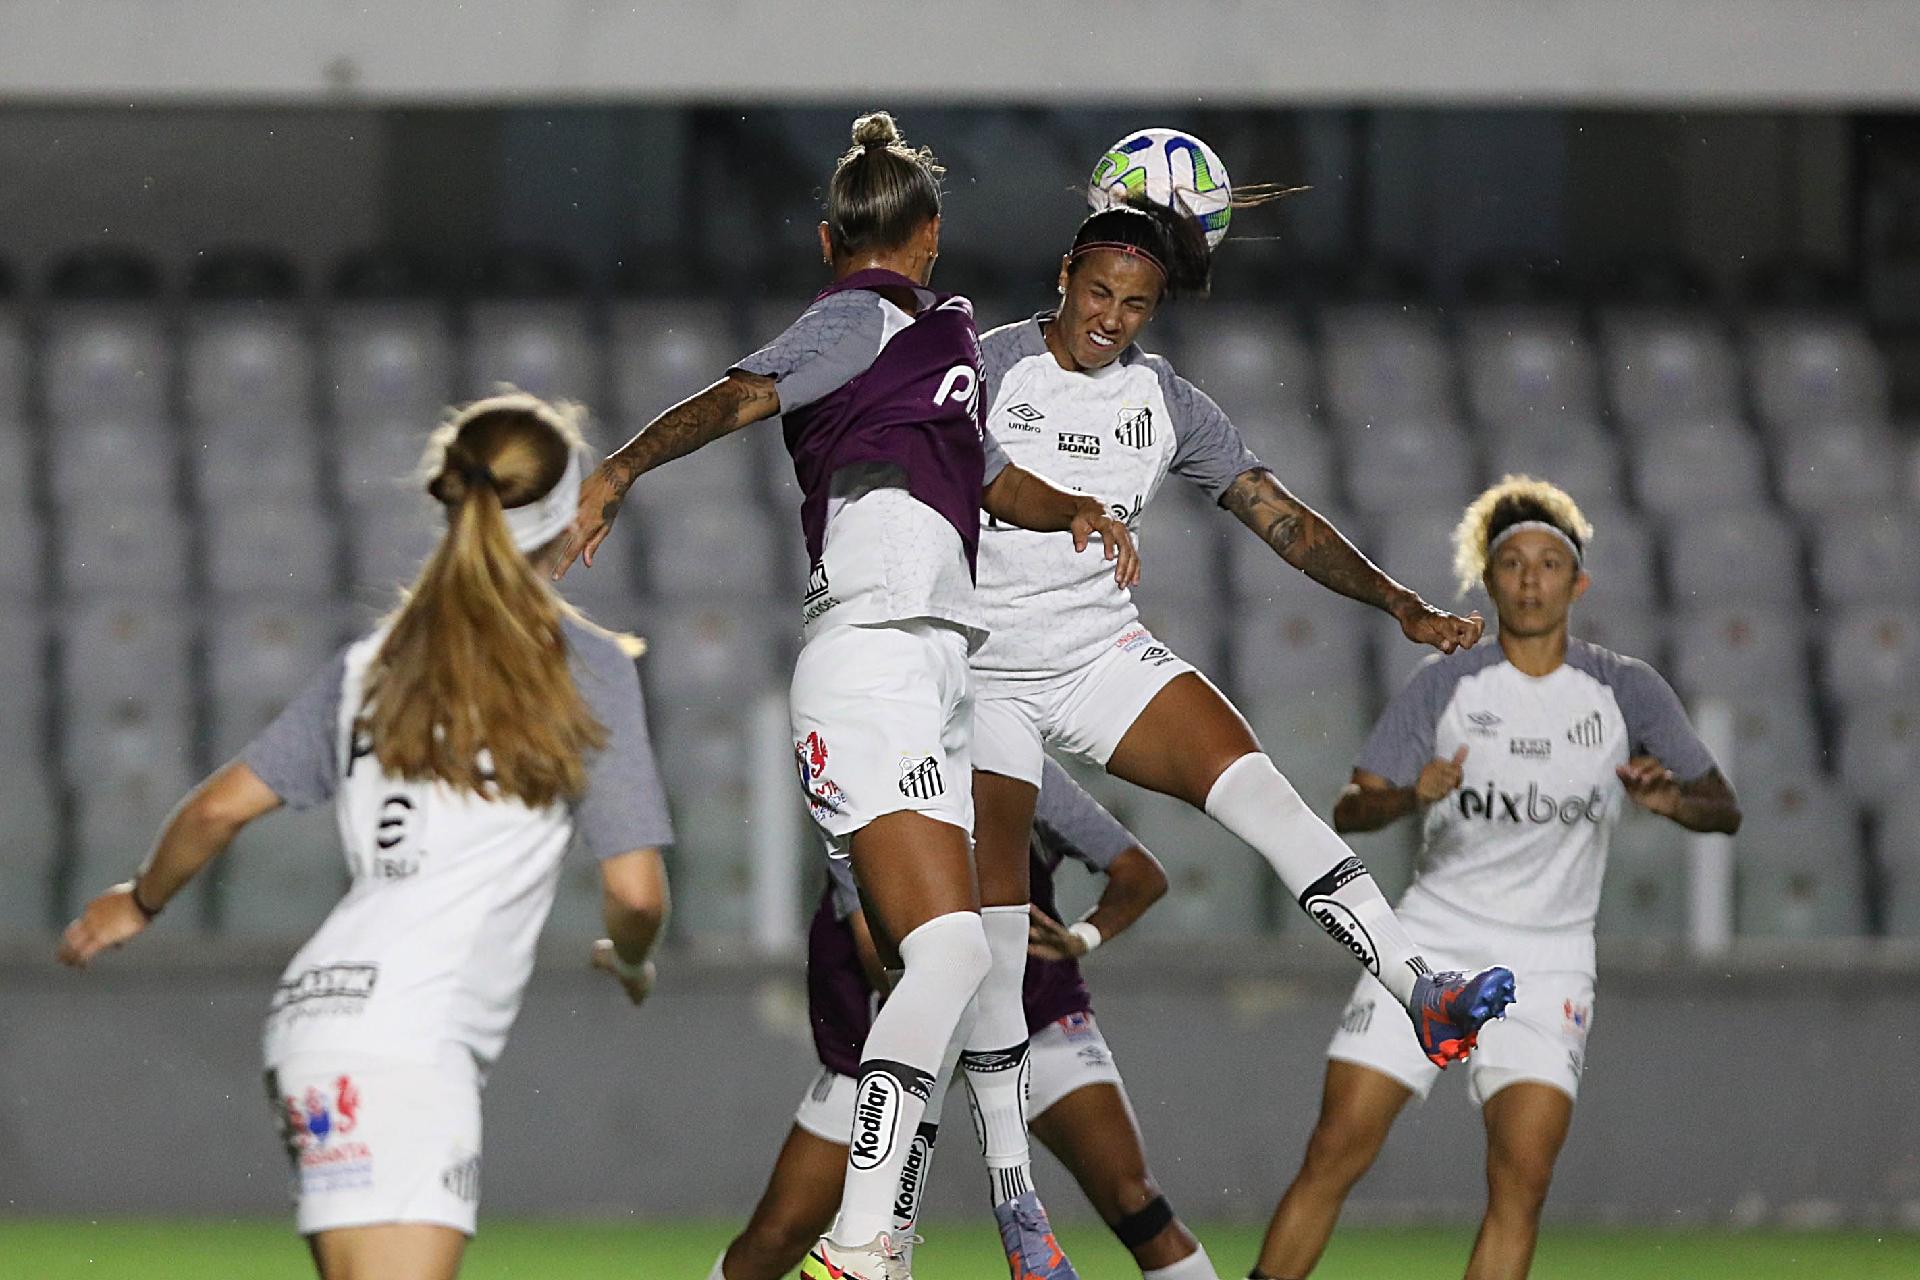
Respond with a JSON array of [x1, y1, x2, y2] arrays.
[[556, 372, 781, 577], [1220, 469, 1483, 653]]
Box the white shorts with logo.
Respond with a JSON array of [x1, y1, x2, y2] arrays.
[[792, 1011, 1125, 1141], [972, 625, 1197, 787], [1325, 892, 1596, 1107], [791, 619, 974, 855], [266, 1050, 483, 1236]]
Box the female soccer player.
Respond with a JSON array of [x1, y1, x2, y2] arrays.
[[969, 199, 1514, 1107], [713, 758, 1218, 1280], [1250, 476, 1741, 1280], [58, 392, 675, 1280], [559, 112, 1137, 1280]]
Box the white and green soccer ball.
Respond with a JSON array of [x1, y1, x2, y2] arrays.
[[1087, 127, 1233, 249]]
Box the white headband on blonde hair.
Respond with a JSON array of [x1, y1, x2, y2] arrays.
[[1487, 519, 1582, 565], [504, 447, 583, 553]]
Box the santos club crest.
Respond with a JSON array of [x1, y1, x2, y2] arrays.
[[1115, 407, 1154, 449]]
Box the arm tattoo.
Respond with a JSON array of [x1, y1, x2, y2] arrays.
[[1221, 470, 1412, 615], [604, 374, 778, 499]]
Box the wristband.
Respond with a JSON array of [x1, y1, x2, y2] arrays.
[[1068, 921, 1103, 955], [124, 879, 163, 921]]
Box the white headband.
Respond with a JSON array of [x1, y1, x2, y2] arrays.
[[1487, 519, 1582, 565], [504, 447, 584, 553]]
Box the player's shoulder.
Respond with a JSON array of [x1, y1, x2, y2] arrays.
[[979, 314, 1049, 359], [1401, 641, 1507, 701], [1562, 636, 1658, 690]]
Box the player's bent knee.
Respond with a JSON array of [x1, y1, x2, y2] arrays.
[[898, 910, 992, 991]]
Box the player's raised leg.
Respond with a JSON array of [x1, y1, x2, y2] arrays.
[[1250, 1062, 1413, 1280], [1030, 1082, 1215, 1279], [1464, 1082, 1574, 1280], [712, 1123, 850, 1280]]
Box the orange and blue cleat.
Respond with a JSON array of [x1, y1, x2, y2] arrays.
[[1409, 966, 1516, 1067], [994, 1190, 1078, 1280]]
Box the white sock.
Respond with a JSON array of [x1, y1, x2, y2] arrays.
[[889, 1027, 965, 1241], [961, 904, 1036, 1207], [705, 1252, 728, 1280], [834, 910, 991, 1245], [1203, 753, 1432, 1006], [1142, 1244, 1220, 1280]]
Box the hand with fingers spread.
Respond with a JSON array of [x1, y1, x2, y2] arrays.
[[554, 459, 631, 581], [1068, 499, 1141, 589], [1026, 903, 1094, 962], [57, 883, 155, 969], [590, 938, 657, 1007], [1617, 754, 1683, 819], [1395, 598, 1486, 654], [1416, 746, 1470, 808]]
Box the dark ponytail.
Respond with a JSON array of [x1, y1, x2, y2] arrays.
[[825, 111, 945, 256], [1067, 201, 1212, 300]]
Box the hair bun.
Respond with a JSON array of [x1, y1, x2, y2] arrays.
[[851, 110, 902, 150]]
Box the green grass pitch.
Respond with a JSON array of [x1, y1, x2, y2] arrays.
[[2, 1218, 1915, 1278]]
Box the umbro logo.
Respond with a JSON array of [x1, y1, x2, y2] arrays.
[[1007, 402, 1045, 422], [899, 755, 945, 800], [1466, 710, 1502, 738]]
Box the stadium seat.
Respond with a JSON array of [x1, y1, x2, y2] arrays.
[[1129, 595, 1226, 675], [654, 705, 758, 938], [1745, 312, 1890, 434], [1821, 606, 1920, 710], [1171, 304, 1317, 420], [67, 765, 202, 920], [634, 491, 782, 600], [1773, 419, 1904, 515], [1599, 308, 1742, 434], [1810, 509, 1920, 608], [58, 599, 194, 714], [608, 298, 738, 421], [1575, 506, 1662, 609], [1231, 413, 1338, 512], [1225, 598, 1371, 702], [1670, 606, 1810, 702], [1481, 418, 1625, 511], [336, 413, 436, 508], [465, 300, 599, 403], [1628, 419, 1769, 515], [1459, 304, 1602, 429], [640, 601, 786, 717], [1663, 508, 1804, 607], [0, 499, 42, 599], [343, 494, 441, 607], [188, 412, 325, 504], [1596, 808, 1689, 939], [57, 500, 191, 599], [1237, 683, 1374, 823], [216, 806, 350, 940], [1367, 504, 1473, 613], [1100, 785, 1273, 940], [1835, 700, 1920, 812], [0, 612, 48, 795], [183, 305, 314, 425], [1132, 483, 1228, 607], [1874, 791, 1920, 938], [1338, 418, 1479, 517], [203, 499, 340, 600], [1319, 304, 1457, 427], [47, 415, 181, 506], [205, 601, 348, 760], [1715, 695, 1824, 790], [1734, 783, 1866, 938], [325, 301, 456, 421], [0, 770, 59, 933], [555, 550, 650, 637], [0, 306, 26, 423], [0, 415, 33, 512], [41, 303, 171, 425]]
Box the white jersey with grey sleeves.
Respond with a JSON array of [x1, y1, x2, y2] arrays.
[[735, 289, 1009, 645], [1360, 638, 1718, 943], [244, 616, 673, 1071], [971, 316, 1266, 676]]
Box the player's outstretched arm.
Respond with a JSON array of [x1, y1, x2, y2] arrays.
[[57, 762, 283, 969], [981, 462, 1140, 587], [1617, 758, 1742, 835], [591, 847, 670, 1006], [1028, 846, 1167, 962], [556, 371, 782, 578], [1331, 757, 1465, 834], [1220, 469, 1483, 654]]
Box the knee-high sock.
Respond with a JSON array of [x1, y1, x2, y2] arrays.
[[1141, 1244, 1219, 1280], [1203, 753, 1431, 1006], [889, 1013, 967, 1241], [834, 910, 991, 1245], [961, 904, 1037, 1207]]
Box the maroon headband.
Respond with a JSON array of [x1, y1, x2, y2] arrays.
[[1068, 240, 1167, 280]]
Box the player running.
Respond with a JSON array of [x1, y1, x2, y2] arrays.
[[1250, 476, 1741, 1280], [712, 759, 1218, 1280], [969, 196, 1514, 1103], [559, 112, 1137, 1280], [58, 392, 675, 1280]]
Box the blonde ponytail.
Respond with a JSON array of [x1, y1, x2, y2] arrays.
[[364, 392, 606, 808]]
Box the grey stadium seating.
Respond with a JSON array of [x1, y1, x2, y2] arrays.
[[1597, 808, 1690, 939], [1670, 606, 1810, 702], [205, 601, 348, 760], [1734, 783, 1866, 938], [1774, 418, 1904, 515], [1663, 507, 1804, 607], [465, 300, 600, 403], [1339, 417, 1479, 517], [1320, 303, 1458, 427], [41, 303, 172, 425], [1459, 304, 1602, 429], [1629, 418, 1770, 515], [1835, 700, 1920, 813], [609, 299, 739, 421], [57, 500, 191, 599], [1810, 509, 1920, 608], [1600, 308, 1743, 434], [184, 304, 314, 425], [47, 416, 180, 506], [1874, 791, 1920, 939], [203, 499, 340, 600], [1744, 312, 1891, 434], [1481, 418, 1625, 512], [1821, 606, 1920, 710], [325, 301, 456, 421], [1171, 304, 1318, 420]]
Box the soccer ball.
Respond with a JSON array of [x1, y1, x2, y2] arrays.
[[1088, 127, 1233, 249]]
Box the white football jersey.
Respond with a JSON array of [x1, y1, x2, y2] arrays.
[[247, 617, 673, 1071], [972, 317, 1263, 675], [1359, 640, 1719, 949]]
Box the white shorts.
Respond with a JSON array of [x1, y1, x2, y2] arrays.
[[972, 625, 1197, 787], [1325, 896, 1596, 1107], [792, 1011, 1124, 1141], [790, 619, 974, 855], [266, 1051, 482, 1236]]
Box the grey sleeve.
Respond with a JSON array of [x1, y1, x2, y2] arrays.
[[826, 857, 862, 921], [569, 630, 676, 860], [1155, 359, 1269, 502], [982, 425, 1011, 486], [1355, 657, 1458, 788], [1033, 759, 1139, 873], [239, 650, 348, 809], [734, 291, 886, 413], [1611, 658, 1721, 783]]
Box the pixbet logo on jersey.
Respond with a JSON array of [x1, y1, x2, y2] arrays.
[[1457, 781, 1605, 825]]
